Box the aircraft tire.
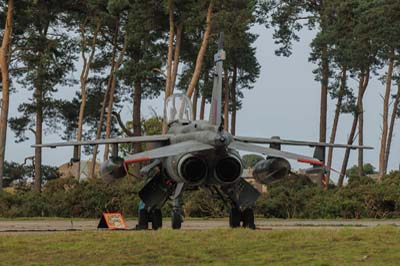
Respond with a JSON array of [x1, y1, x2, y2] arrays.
[[242, 208, 256, 229], [136, 209, 149, 230], [171, 211, 182, 230], [229, 207, 241, 228], [151, 209, 163, 230]]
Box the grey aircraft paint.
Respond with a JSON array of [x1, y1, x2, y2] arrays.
[[33, 33, 372, 230]]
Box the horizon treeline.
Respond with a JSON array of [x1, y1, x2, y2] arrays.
[[0, 0, 400, 192]]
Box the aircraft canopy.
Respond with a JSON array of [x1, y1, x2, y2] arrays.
[[164, 93, 193, 124]]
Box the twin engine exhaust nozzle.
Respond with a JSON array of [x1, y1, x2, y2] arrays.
[[168, 152, 243, 185]]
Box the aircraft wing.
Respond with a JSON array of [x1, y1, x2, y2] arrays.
[[230, 141, 321, 164], [124, 140, 214, 163], [31, 135, 172, 148], [234, 136, 374, 149]]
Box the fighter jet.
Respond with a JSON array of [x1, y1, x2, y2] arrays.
[[33, 33, 372, 230]]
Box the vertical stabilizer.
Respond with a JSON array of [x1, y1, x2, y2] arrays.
[[209, 32, 225, 126]]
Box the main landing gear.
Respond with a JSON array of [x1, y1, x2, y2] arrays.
[[229, 207, 255, 229], [136, 208, 163, 230], [171, 209, 183, 229], [171, 196, 184, 229]]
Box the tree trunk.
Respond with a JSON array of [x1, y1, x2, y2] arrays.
[[34, 86, 43, 192], [192, 85, 199, 120], [338, 71, 369, 187], [170, 23, 182, 94], [165, 0, 174, 98], [32, 19, 51, 192], [326, 65, 347, 183], [358, 96, 364, 176], [90, 87, 111, 178], [230, 65, 237, 135], [384, 82, 400, 174], [379, 48, 395, 179], [338, 114, 358, 187], [0, 0, 14, 190], [319, 45, 329, 161], [162, 0, 175, 134], [103, 78, 116, 161], [104, 31, 127, 161], [89, 21, 119, 178], [77, 18, 100, 178], [186, 0, 215, 98], [133, 80, 142, 154], [223, 68, 229, 131]]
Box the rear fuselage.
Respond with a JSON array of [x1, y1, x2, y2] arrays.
[[163, 120, 243, 186]]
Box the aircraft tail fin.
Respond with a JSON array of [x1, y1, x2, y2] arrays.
[[209, 32, 225, 126]]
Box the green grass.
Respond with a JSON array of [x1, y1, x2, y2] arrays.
[[0, 226, 399, 266]]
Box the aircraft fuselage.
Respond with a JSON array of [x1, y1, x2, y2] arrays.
[[163, 120, 243, 186]]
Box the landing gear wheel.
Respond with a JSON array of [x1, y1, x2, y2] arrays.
[[171, 211, 182, 230], [136, 209, 149, 230], [242, 208, 255, 230], [151, 209, 163, 230], [229, 207, 241, 228]]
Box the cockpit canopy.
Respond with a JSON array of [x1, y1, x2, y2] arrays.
[[164, 93, 193, 124]]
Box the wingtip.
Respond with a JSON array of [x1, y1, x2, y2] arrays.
[[297, 158, 323, 166]]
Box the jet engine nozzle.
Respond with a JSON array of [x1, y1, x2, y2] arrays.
[[253, 158, 291, 185], [100, 157, 127, 183], [214, 153, 243, 184], [176, 154, 208, 185]]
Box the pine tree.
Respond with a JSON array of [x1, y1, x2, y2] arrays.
[[9, 1, 76, 191], [0, 0, 14, 190]]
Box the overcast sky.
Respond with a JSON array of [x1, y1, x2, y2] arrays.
[[4, 24, 399, 183]]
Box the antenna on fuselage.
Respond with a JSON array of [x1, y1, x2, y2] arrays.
[[209, 32, 225, 126]]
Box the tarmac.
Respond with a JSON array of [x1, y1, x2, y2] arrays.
[[0, 219, 399, 233]]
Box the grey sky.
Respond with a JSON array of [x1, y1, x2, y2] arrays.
[[4, 24, 398, 183]]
